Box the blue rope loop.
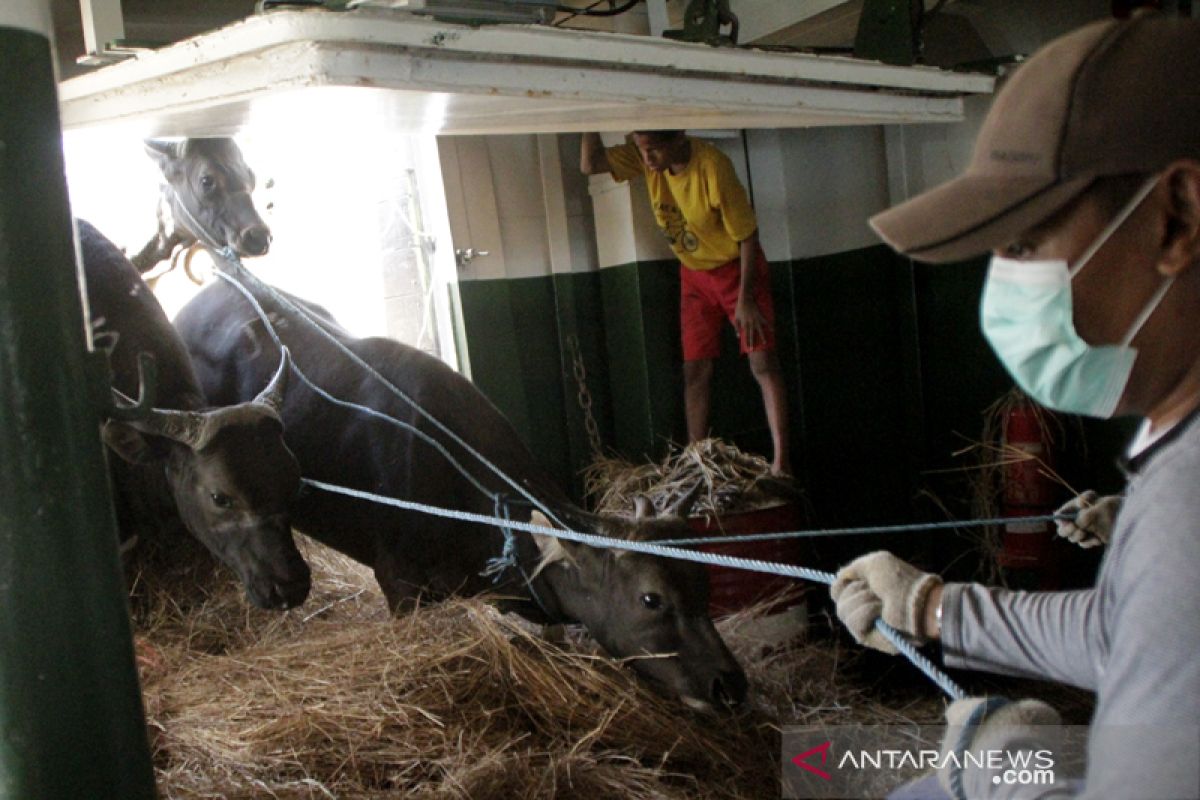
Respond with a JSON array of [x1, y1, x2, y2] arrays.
[[480, 493, 552, 616]]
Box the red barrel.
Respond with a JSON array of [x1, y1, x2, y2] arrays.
[[690, 500, 806, 616]]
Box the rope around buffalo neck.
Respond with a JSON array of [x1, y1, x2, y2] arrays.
[[206, 246, 967, 699]]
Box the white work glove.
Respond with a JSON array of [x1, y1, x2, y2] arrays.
[[830, 551, 941, 655], [937, 696, 1061, 798], [1055, 490, 1121, 548]]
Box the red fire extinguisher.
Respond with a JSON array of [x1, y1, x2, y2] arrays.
[[999, 398, 1062, 588]]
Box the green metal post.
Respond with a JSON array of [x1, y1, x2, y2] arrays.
[[0, 3, 157, 798]]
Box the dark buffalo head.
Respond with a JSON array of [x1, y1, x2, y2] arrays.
[[145, 137, 272, 258], [104, 353, 309, 609], [530, 487, 748, 712]]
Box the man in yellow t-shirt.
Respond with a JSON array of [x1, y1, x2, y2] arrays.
[[581, 130, 790, 475]]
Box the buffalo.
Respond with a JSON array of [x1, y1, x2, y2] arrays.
[[175, 275, 748, 710], [130, 138, 271, 275], [80, 219, 308, 609]]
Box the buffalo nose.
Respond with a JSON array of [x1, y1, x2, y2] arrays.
[[239, 226, 271, 257], [711, 669, 748, 707], [273, 575, 311, 610]]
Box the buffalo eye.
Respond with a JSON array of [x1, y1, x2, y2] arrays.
[[199, 174, 216, 193], [641, 593, 663, 611], [210, 491, 234, 509]]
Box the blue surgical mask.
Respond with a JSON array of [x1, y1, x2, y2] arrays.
[[981, 176, 1172, 418]]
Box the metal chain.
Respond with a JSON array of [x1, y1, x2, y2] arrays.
[[567, 335, 604, 457]]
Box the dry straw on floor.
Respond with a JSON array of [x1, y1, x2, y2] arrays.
[[131, 533, 944, 800]]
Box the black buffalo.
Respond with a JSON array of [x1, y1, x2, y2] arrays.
[[175, 276, 747, 710], [130, 138, 270, 275], [80, 219, 308, 609]]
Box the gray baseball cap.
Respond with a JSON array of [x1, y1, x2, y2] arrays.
[[870, 14, 1200, 263]]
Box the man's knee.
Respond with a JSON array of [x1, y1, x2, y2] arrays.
[[747, 350, 781, 379], [683, 359, 713, 387]]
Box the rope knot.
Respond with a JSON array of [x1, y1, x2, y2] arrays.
[[481, 493, 519, 583]]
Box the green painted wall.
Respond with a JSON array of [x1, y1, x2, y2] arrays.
[[598, 260, 683, 458], [457, 271, 612, 499], [784, 246, 925, 525], [455, 246, 1128, 528]]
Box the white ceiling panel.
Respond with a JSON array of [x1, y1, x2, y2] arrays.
[[57, 8, 992, 137]]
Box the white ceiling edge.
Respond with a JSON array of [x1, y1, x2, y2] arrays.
[[57, 8, 994, 137]]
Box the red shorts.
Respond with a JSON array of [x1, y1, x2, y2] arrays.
[[680, 248, 776, 361]]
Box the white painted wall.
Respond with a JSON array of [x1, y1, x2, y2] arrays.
[[558, 134, 601, 276], [753, 126, 891, 259], [882, 93, 987, 208], [447, 133, 605, 281]]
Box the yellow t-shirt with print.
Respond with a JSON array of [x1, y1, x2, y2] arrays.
[[606, 137, 758, 271]]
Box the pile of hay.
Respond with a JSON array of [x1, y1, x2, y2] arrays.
[[583, 438, 801, 521], [131, 536, 947, 799]]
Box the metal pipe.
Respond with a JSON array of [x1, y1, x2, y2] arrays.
[[0, 2, 156, 797]]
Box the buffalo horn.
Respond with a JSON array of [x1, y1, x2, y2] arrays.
[[253, 347, 291, 414], [666, 479, 706, 519], [131, 408, 209, 449]]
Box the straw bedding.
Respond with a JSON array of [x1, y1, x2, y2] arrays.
[[130, 531, 942, 799], [129, 435, 1092, 797]]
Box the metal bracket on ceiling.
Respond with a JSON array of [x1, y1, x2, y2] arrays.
[[662, 0, 739, 47], [76, 0, 156, 66]]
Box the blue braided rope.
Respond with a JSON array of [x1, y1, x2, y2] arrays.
[[874, 620, 966, 700], [300, 478, 837, 584], [654, 513, 1074, 547], [300, 477, 969, 700]]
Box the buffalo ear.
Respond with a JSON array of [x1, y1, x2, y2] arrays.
[[101, 421, 170, 465], [528, 510, 615, 582], [144, 138, 183, 180], [529, 511, 573, 570]]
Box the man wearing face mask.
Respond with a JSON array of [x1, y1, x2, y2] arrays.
[[834, 14, 1200, 800]]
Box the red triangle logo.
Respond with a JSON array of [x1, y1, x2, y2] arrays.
[[791, 740, 833, 781]]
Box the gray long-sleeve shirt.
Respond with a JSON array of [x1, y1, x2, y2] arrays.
[[941, 410, 1200, 799]]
